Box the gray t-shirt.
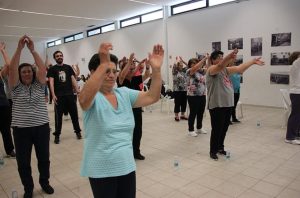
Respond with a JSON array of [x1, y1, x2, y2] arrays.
[[206, 68, 234, 109]]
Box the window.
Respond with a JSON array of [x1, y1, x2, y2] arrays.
[[64, 36, 74, 43], [47, 42, 55, 48], [171, 0, 207, 15], [64, 32, 84, 43], [55, 40, 61, 45], [141, 10, 163, 23], [209, 0, 236, 6], [47, 39, 61, 48], [101, 23, 115, 33], [120, 17, 140, 28], [87, 28, 100, 37], [74, 33, 83, 40]]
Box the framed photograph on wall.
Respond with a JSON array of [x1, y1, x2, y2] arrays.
[[196, 52, 206, 60], [270, 52, 290, 65], [212, 42, 221, 51], [228, 38, 243, 50], [270, 72, 289, 84], [251, 37, 262, 56], [271, 33, 291, 47]]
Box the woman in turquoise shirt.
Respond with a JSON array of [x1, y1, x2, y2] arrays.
[[230, 72, 241, 123], [78, 42, 164, 198]]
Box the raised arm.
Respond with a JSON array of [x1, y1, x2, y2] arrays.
[[141, 59, 150, 82], [26, 36, 47, 84], [227, 57, 265, 75], [118, 53, 134, 85], [133, 44, 164, 108], [179, 56, 188, 67], [72, 64, 80, 77], [9, 36, 26, 87], [208, 49, 238, 76], [189, 54, 208, 75], [79, 42, 112, 110], [0, 42, 11, 66]]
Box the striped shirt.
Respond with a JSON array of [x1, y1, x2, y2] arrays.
[[11, 80, 49, 128]]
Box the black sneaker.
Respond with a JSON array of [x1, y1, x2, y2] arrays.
[[76, 132, 82, 139], [232, 119, 241, 123], [134, 153, 145, 160], [210, 153, 218, 161], [23, 190, 33, 198], [218, 150, 227, 155], [8, 150, 16, 158], [41, 184, 54, 194], [54, 136, 60, 144]]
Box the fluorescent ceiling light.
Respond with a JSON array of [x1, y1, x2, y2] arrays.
[[0, 7, 106, 21], [4, 25, 76, 32], [0, 34, 57, 39], [209, 0, 236, 6], [129, 0, 156, 6]]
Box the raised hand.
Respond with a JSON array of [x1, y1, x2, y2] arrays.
[[17, 35, 27, 50], [0, 42, 5, 51], [25, 36, 35, 52], [253, 57, 265, 66], [148, 44, 164, 71], [98, 42, 113, 65]]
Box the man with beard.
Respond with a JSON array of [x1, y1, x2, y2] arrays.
[[47, 51, 81, 144]]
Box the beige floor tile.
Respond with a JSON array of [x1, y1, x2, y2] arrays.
[[252, 181, 285, 197], [1, 105, 300, 198], [238, 189, 273, 198]]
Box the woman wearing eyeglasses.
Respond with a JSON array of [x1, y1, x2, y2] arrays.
[[79, 42, 164, 198]]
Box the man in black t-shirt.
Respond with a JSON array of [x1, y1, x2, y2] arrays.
[[47, 51, 81, 144], [117, 55, 150, 160]]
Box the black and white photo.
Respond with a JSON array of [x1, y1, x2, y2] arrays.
[[270, 52, 290, 65], [270, 72, 289, 85], [212, 41, 221, 51], [228, 38, 243, 50], [271, 33, 291, 47], [251, 37, 262, 56]]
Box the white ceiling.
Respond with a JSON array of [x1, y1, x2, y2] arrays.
[[0, 0, 187, 43]]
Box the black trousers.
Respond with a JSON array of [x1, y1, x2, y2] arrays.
[[89, 171, 136, 198], [132, 108, 142, 155], [46, 81, 52, 103], [187, 96, 206, 131], [173, 91, 187, 113], [209, 107, 232, 154], [53, 95, 81, 136], [0, 105, 14, 155], [286, 94, 300, 140], [13, 123, 50, 192], [231, 93, 240, 120]]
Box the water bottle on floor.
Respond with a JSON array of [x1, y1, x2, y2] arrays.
[[12, 189, 18, 198], [256, 120, 261, 128], [0, 152, 4, 169], [174, 156, 179, 170], [226, 151, 231, 160]]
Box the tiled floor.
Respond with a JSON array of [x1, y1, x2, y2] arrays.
[[1, 103, 300, 198]]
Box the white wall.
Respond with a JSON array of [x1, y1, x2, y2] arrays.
[[3, 0, 299, 107], [168, 0, 300, 107], [46, 20, 164, 77], [0, 40, 46, 66]]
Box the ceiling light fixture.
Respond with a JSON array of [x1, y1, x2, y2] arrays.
[[4, 25, 76, 32], [0, 34, 57, 39], [0, 7, 106, 21], [128, 0, 156, 6]]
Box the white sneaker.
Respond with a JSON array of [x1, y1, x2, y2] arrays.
[[188, 131, 198, 137], [197, 128, 207, 134], [285, 139, 300, 145]]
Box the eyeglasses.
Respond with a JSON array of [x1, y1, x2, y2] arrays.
[[106, 68, 118, 75]]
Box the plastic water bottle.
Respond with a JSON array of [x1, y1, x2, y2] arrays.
[[174, 156, 179, 170], [226, 151, 231, 160], [11, 189, 18, 198], [256, 120, 261, 128], [0, 152, 4, 169]]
